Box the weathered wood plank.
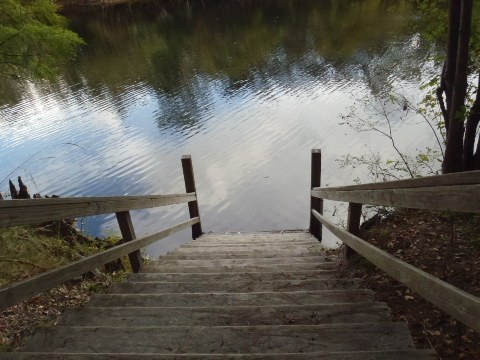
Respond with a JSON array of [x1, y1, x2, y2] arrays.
[[310, 149, 323, 240], [0, 350, 438, 359], [176, 244, 324, 251], [312, 209, 480, 333], [88, 289, 376, 307], [109, 278, 362, 293], [345, 202, 362, 259], [59, 303, 391, 326], [172, 249, 326, 256], [127, 270, 337, 283], [199, 232, 313, 238], [143, 262, 338, 273], [115, 211, 143, 273], [0, 218, 199, 310], [182, 155, 202, 239], [161, 251, 326, 259], [181, 239, 321, 246], [22, 323, 415, 353], [314, 170, 480, 191], [153, 257, 333, 267], [171, 242, 325, 250], [0, 194, 196, 228], [188, 238, 318, 245], [312, 184, 480, 213], [0, 350, 437, 360]]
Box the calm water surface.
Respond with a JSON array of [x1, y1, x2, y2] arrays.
[[0, 0, 439, 255]]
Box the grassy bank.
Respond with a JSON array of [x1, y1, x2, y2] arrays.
[[58, 0, 194, 9], [342, 208, 480, 359], [57, 0, 254, 10], [0, 223, 129, 351]]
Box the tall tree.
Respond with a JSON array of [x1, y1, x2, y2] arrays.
[[0, 0, 83, 79], [436, 0, 479, 173]]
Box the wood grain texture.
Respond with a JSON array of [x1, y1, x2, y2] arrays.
[[116, 211, 143, 273], [0, 194, 196, 227], [313, 170, 480, 191], [345, 203, 362, 259], [23, 323, 415, 353], [88, 289, 376, 308], [0, 350, 437, 359], [58, 303, 391, 326], [311, 209, 480, 333], [312, 184, 480, 213], [0, 217, 199, 310], [182, 155, 203, 239], [310, 149, 323, 240]]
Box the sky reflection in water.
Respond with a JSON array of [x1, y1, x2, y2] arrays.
[[0, 0, 440, 256]]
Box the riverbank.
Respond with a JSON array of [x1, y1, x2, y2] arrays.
[[58, 0, 211, 9], [341, 208, 480, 359], [0, 223, 128, 351], [57, 0, 257, 10], [59, 0, 136, 7]]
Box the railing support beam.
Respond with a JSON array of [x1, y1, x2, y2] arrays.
[[345, 202, 362, 261], [310, 149, 323, 241], [116, 211, 143, 273], [182, 155, 203, 239]]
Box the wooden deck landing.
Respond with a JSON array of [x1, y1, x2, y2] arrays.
[[3, 232, 435, 359]]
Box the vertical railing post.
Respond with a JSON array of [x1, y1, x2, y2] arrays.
[[345, 202, 362, 260], [181, 155, 203, 239], [310, 149, 323, 241], [115, 211, 143, 273]]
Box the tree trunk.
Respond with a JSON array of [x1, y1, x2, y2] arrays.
[[442, 0, 462, 132], [443, 0, 473, 174], [463, 75, 480, 170]]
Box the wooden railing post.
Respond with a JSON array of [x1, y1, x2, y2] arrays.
[[116, 211, 143, 273], [345, 202, 362, 260], [181, 155, 203, 239], [310, 149, 323, 241]]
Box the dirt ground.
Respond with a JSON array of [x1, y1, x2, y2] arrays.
[[340, 208, 480, 359]]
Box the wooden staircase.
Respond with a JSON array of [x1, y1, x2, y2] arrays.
[[3, 232, 435, 359]]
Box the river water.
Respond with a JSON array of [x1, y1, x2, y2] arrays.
[[0, 0, 440, 256]]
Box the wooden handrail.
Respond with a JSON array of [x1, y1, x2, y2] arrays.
[[309, 149, 480, 333], [0, 217, 199, 310], [0, 154, 204, 310], [312, 184, 480, 213], [312, 209, 480, 333], [314, 169, 480, 191], [0, 193, 196, 227]]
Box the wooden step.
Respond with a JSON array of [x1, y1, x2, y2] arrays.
[[183, 240, 320, 246], [2, 231, 430, 358], [197, 232, 316, 240], [173, 244, 324, 252], [162, 251, 326, 259], [143, 262, 338, 273], [152, 257, 334, 267], [59, 303, 391, 326], [127, 270, 337, 282], [88, 290, 376, 307], [23, 323, 416, 353], [0, 350, 438, 359], [109, 279, 362, 294]]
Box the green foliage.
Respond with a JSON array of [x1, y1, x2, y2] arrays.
[[411, 0, 480, 66], [413, 0, 480, 121], [338, 147, 442, 183], [0, 0, 84, 78], [339, 92, 444, 181], [410, 0, 448, 45]]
